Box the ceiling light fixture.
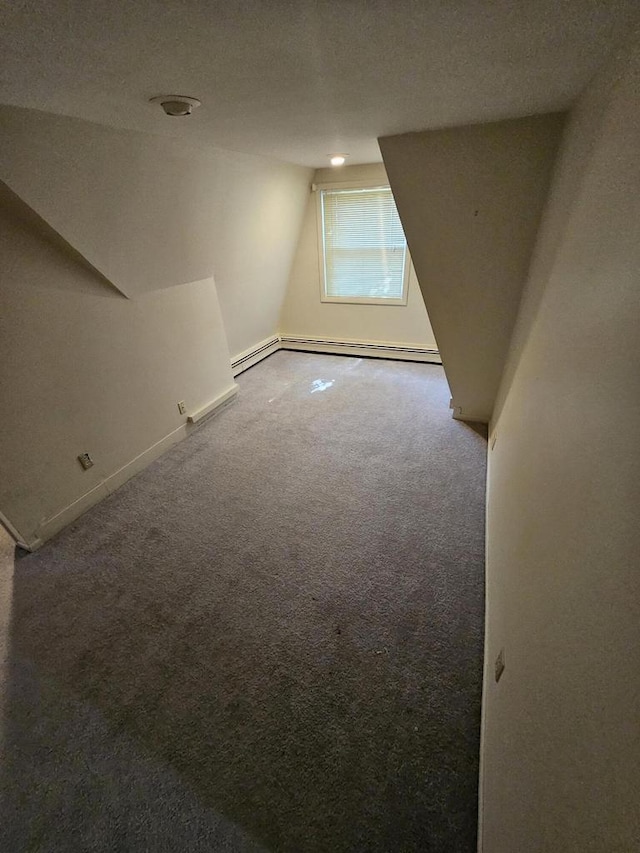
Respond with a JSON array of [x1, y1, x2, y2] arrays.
[[150, 95, 202, 117], [330, 154, 347, 167]]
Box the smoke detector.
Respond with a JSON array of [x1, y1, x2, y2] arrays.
[[150, 95, 201, 117]]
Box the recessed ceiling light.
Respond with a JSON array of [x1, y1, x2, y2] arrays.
[[149, 95, 202, 117], [330, 154, 347, 167]]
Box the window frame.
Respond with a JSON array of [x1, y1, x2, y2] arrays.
[[315, 178, 411, 307]]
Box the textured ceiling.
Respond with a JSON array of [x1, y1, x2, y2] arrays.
[[1, 0, 638, 167]]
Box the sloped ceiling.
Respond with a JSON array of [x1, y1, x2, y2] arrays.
[[0, 0, 638, 167], [0, 178, 123, 298], [0, 105, 227, 296], [380, 113, 565, 422]]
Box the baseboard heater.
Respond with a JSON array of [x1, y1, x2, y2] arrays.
[[231, 335, 441, 375], [279, 336, 442, 364], [231, 337, 280, 374]]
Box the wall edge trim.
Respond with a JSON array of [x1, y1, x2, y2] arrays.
[[477, 432, 492, 852]]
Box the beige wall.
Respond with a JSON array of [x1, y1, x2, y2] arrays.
[[279, 163, 437, 350], [0, 195, 234, 545], [379, 114, 565, 422], [213, 156, 312, 359], [0, 105, 311, 358], [0, 108, 311, 544], [481, 36, 640, 852], [0, 106, 220, 298]]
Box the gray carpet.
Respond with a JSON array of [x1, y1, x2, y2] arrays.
[[0, 352, 487, 852]]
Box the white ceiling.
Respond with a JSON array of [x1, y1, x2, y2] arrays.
[[1, 0, 638, 168]]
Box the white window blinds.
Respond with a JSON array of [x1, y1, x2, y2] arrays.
[[320, 185, 408, 302]]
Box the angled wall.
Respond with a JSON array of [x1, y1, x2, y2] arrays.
[[481, 35, 640, 852], [0, 106, 216, 297], [0, 194, 235, 546], [380, 114, 564, 422], [0, 107, 310, 545], [0, 105, 311, 357]]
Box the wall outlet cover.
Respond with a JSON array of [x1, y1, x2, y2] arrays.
[[78, 453, 94, 470], [177, 401, 187, 415]]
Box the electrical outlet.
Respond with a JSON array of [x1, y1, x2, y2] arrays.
[[495, 648, 505, 683], [77, 452, 94, 470], [177, 401, 186, 415], [491, 432, 498, 450]]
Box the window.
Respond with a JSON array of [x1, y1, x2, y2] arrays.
[[317, 183, 410, 305]]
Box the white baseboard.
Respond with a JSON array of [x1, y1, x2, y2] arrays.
[[452, 407, 489, 425], [230, 334, 442, 375], [0, 510, 38, 552], [279, 335, 442, 364], [32, 384, 238, 549], [231, 336, 281, 376], [188, 384, 238, 423]]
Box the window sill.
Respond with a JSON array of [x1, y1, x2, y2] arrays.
[[320, 296, 408, 307]]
